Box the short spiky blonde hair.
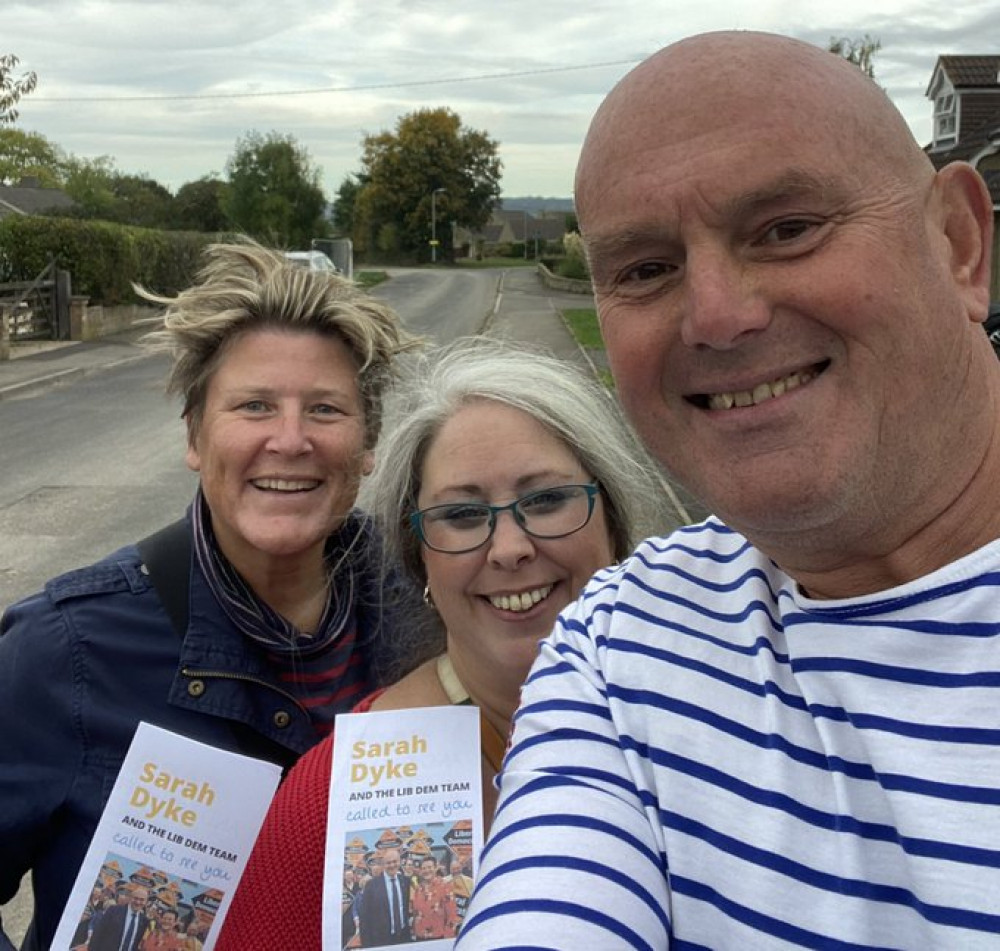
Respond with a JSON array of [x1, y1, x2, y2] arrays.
[[141, 238, 419, 447]]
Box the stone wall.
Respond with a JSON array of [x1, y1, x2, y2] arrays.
[[536, 263, 592, 295], [70, 300, 161, 341]]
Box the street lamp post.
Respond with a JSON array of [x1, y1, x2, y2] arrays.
[[430, 188, 446, 263]]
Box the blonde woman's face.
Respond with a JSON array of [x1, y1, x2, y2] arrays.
[[186, 329, 371, 574]]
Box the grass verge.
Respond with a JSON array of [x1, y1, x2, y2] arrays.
[[561, 308, 615, 390], [562, 308, 603, 349], [355, 271, 389, 289]]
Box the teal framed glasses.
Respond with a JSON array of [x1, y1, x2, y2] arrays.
[[410, 483, 601, 554]]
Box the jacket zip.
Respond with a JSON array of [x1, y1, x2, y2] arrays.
[[180, 667, 309, 716]]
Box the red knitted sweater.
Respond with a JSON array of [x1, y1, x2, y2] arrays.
[[216, 691, 384, 950]]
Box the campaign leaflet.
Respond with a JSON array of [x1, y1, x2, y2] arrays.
[[51, 721, 281, 950], [324, 705, 483, 951]]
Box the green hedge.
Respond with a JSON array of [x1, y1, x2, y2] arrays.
[[0, 217, 217, 305]]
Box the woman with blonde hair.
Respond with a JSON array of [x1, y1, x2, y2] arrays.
[[0, 240, 421, 950]]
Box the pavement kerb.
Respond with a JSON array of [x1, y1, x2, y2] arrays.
[[478, 267, 508, 333], [0, 350, 154, 401], [555, 308, 603, 381]]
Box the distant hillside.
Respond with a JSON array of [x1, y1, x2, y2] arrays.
[[501, 196, 575, 214]]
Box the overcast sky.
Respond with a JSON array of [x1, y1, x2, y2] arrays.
[[3, 0, 996, 200]]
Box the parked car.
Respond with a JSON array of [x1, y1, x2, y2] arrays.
[[283, 250, 341, 275]]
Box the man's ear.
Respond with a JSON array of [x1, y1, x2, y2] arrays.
[[361, 450, 375, 476], [936, 161, 994, 323]]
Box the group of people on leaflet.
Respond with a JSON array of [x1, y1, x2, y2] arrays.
[[71, 882, 206, 951], [340, 846, 467, 947], [3, 26, 1000, 951]]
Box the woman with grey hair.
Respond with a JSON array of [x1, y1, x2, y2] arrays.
[[0, 240, 421, 951], [219, 336, 665, 949]]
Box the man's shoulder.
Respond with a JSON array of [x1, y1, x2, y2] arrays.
[[590, 517, 775, 597], [634, 517, 759, 562], [557, 518, 784, 653], [93, 903, 127, 927]]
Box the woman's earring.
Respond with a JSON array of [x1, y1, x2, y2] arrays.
[[423, 585, 434, 608]]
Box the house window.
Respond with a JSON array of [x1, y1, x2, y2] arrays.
[[935, 93, 954, 116], [934, 91, 957, 146], [936, 114, 956, 137]]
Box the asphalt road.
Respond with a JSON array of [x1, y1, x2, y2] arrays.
[[373, 266, 500, 340]]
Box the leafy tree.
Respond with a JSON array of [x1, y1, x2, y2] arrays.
[[62, 155, 121, 220], [0, 54, 37, 126], [829, 35, 881, 80], [0, 128, 66, 186], [333, 173, 365, 236], [173, 175, 229, 233], [110, 173, 174, 229], [223, 130, 328, 247], [356, 107, 502, 260], [58, 157, 173, 227]]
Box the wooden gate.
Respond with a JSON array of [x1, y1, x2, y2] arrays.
[[0, 259, 71, 341]]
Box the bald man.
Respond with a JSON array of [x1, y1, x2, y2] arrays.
[[87, 886, 150, 951], [358, 848, 412, 946], [458, 31, 1000, 949]]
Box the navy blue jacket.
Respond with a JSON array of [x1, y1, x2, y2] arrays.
[[0, 512, 413, 951]]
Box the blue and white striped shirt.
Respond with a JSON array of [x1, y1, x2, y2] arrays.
[[458, 520, 1000, 949]]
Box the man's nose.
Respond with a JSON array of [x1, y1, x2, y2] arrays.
[[679, 248, 771, 349]]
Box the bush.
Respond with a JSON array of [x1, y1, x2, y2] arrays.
[[555, 231, 590, 281], [0, 216, 215, 304], [555, 254, 590, 280]]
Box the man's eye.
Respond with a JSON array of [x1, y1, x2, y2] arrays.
[[311, 403, 344, 417], [621, 261, 671, 283], [760, 218, 818, 244], [240, 399, 269, 412]]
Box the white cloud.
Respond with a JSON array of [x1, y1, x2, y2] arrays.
[[2, 0, 991, 197]]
